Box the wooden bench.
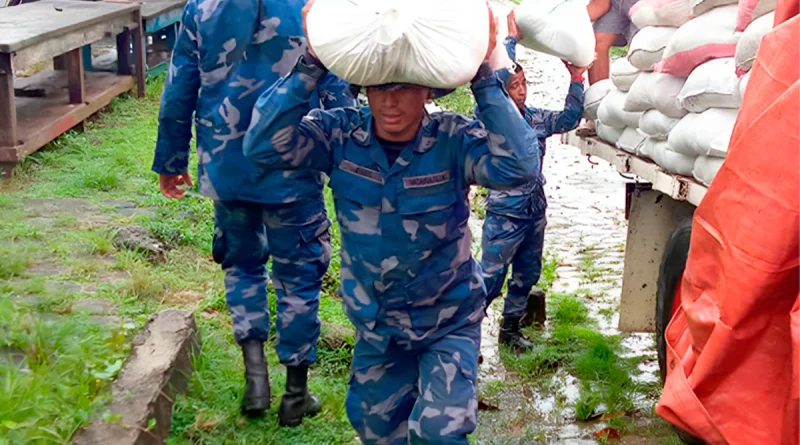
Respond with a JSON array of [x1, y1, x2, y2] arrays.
[[0, 0, 146, 178]]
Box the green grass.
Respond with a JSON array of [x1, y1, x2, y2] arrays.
[[434, 86, 476, 116], [0, 75, 356, 444], [610, 46, 629, 60]]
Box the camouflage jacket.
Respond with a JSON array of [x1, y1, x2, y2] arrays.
[[152, 0, 355, 204], [244, 54, 541, 351], [482, 36, 585, 219]]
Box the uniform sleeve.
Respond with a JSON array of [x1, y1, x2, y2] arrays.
[[317, 72, 358, 109], [458, 64, 541, 190], [504, 36, 518, 62], [151, 4, 200, 175], [244, 53, 349, 173], [525, 81, 585, 136]]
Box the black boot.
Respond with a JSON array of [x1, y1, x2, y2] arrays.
[[498, 317, 534, 351], [241, 340, 271, 417], [278, 365, 321, 427], [520, 287, 547, 329]]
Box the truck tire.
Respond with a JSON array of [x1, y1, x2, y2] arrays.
[[656, 217, 706, 445]]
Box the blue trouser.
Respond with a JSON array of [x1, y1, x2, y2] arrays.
[[212, 199, 331, 366], [480, 211, 547, 319], [345, 321, 481, 445]]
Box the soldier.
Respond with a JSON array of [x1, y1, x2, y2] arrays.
[[151, 0, 356, 426], [243, 5, 539, 443], [479, 11, 587, 351]]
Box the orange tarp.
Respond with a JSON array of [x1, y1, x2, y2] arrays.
[[656, 6, 800, 445]]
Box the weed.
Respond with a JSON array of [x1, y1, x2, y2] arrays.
[[610, 46, 629, 60], [434, 86, 476, 116]]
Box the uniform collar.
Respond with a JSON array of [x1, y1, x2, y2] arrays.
[[352, 109, 437, 155]]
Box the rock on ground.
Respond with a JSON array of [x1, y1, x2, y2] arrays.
[[72, 310, 200, 445], [113, 226, 167, 262]]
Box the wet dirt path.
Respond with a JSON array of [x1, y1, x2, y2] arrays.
[[471, 3, 666, 443]]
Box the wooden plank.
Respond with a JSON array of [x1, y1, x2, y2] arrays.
[[64, 49, 85, 104], [132, 10, 147, 98], [142, 1, 184, 26], [12, 15, 138, 73], [0, 71, 134, 163], [0, 0, 140, 53], [117, 30, 132, 76], [0, 53, 16, 147]]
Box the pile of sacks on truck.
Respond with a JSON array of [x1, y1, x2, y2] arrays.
[[583, 0, 777, 186]]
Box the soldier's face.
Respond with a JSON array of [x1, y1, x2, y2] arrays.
[[507, 71, 527, 112], [367, 86, 430, 142]]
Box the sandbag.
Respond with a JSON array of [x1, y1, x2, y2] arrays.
[[653, 6, 741, 77], [617, 127, 648, 154], [597, 120, 626, 144], [678, 58, 742, 112], [667, 108, 738, 157], [736, 0, 778, 31], [624, 72, 687, 117], [598, 89, 644, 128], [649, 139, 697, 175], [306, 0, 490, 88], [628, 26, 679, 71], [610, 58, 641, 91], [630, 0, 692, 28], [735, 12, 775, 75], [584, 79, 615, 120], [692, 155, 725, 185], [639, 109, 681, 139], [693, 0, 739, 17], [516, 0, 596, 67]]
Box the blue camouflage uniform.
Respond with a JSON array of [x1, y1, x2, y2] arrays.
[[151, 0, 356, 367], [244, 52, 540, 444], [480, 36, 585, 318]]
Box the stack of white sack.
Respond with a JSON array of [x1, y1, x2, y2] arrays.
[[597, 89, 643, 148], [583, 79, 614, 121], [735, 11, 775, 77], [305, 0, 490, 88], [515, 0, 596, 67]]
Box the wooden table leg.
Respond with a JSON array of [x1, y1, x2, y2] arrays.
[[117, 29, 132, 76], [132, 11, 146, 98], [0, 53, 17, 148], [54, 54, 66, 70], [64, 49, 85, 105]]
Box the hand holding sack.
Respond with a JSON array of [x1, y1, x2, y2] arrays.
[[305, 0, 492, 89]]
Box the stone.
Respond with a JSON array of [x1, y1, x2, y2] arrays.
[[73, 298, 118, 315], [23, 198, 98, 217], [0, 347, 28, 371], [113, 227, 167, 262], [27, 263, 69, 276], [72, 310, 200, 445], [115, 208, 157, 218], [100, 200, 136, 209], [46, 281, 90, 295], [319, 321, 355, 351]]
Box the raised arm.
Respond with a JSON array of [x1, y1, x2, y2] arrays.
[[459, 64, 541, 190], [317, 72, 358, 109], [151, 5, 201, 177], [527, 80, 585, 135], [244, 52, 351, 173]]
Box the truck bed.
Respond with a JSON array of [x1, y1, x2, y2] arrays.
[[562, 132, 708, 207]]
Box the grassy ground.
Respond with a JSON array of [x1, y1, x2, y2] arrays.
[[0, 76, 357, 444]]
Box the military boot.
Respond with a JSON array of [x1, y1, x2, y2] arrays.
[[520, 287, 547, 329], [278, 365, 321, 427], [241, 340, 271, 417], [498, 317, 534, 351]]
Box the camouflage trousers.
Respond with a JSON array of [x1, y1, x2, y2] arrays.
[[480, 211, 547, 318], [212, 199, 331, 367], [345, 321, 481, 445]]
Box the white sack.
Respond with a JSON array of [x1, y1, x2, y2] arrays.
[[627, 26, 678, 71], [693, 156, 725, 185], [516, 0, 596, 67], [610, 58, 641, 92], [739, 71, 751, 97], [648, 139, 697, 175], [624, 72, 687, 117], [584, 80, 614, 120], [639, 109, 680, 139], [667, 108, 738, 158], [598, 89, 644, 128], [692, 0, 738, 17], [630, 0, 692, 28], [307, 0, 490, 88], [678, 58, 742, 112], [617, 127, 647, 154], [735, 12, 774, 75], [597, 121, 625, 144]]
